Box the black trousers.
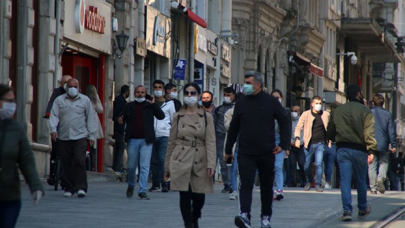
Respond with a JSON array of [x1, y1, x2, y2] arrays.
[[238, 152, 275, 217], [49, 139, 59, 177], [112, 131, 125, 172], [289, 146, 306, 185], [179, 186, 205, 224], [58, 138, 88, 193]]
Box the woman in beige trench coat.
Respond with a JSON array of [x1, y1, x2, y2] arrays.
[[164, 82, 216, 228]]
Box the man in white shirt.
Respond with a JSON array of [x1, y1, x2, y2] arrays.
[[50, 78, 97, 198]]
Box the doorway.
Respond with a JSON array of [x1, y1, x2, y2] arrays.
[[61, 53, 106, 173]]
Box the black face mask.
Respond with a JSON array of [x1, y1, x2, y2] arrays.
[[202, 101, 213, 108]]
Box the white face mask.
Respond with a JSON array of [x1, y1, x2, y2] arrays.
[[184, 96, 198, 107], [135, 97, 145, 103], [67, 87, 78, 97], [291, 112, 299, 118], [153, 90, 163, 98], [63, 84, 67, 91], [169, 92, 178, 99], [314, 104, 322, 112], [0, 102, 16, 120], [224, 97, 232, 104], [278, 98, 282, 104]]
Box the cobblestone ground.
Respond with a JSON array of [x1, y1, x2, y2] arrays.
[[16, 182, 405, 228]]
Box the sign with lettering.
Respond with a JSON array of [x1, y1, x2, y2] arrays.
[[146, 6, 171, 58], [207, 40, 218, 55], [136, 38, 147, 57], [221, 63, 230, 78], [153, 15, 166, 45], [198, 34, 207, 52], [85, 6, 106, 34], [173, 59, 186, 80], [221, 43, 231, 62]]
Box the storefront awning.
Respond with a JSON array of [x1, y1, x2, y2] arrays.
[[340, 18, 401, 63], [184, 9, 207, 28], [310, 63, 323, 77]]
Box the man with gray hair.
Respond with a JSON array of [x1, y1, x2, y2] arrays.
[[44, 75, 72, 185], [225, 71, 290, 228], [50, 78, 97, 198]]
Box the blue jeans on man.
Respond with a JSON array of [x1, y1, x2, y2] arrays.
[[127, 139, 153, 193], [216, 136, 230, 188], [231, 151, 238, 192], [324, 144, 337, 184], [150, 136, 169, 188], [275, 133, 285, 191], [337, 148, 368, 213], [304, 143, 325, 186]]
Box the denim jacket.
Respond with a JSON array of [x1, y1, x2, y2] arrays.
[[371, 107, 396, 151]]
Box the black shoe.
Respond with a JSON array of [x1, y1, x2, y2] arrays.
[[162, 183, 169, 193], [149, 185, 161, 192], [339, 211, 352, 221], [184, 223, 193, 228], [358, 204, 371, 219], [221, 184, 231, 193], [138, 192, 150, 200], [192, 215, 199, 228], [235, 213, 251, 228], [126, 186, 134, 198], [47, 177, 55, 186]]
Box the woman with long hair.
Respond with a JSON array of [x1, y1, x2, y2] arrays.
[[0, 84, 44, 228], [84, 84, 104, 171], [164, 82, 216, 228]]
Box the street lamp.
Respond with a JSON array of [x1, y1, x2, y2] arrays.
[[113, 30, 129, 59]]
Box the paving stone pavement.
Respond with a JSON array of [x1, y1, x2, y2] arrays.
[[16, 182, 405, 228]]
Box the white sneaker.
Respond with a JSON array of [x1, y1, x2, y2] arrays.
[[77, 190, 86, 198], [63, 192, 72, 197], [229, 191, 238, 200], [324, 182, 331, 189]]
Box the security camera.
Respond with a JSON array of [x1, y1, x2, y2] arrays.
[[351, 55, 358, 65]]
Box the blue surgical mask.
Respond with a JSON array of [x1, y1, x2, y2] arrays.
[[243, 84, 254, 95]]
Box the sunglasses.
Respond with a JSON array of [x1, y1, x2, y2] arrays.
[[184, 91, 197, 96], [291, 110, 298, 112]]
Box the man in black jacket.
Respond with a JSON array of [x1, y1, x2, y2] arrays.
[[117, 85, 164, 200], [44, 75, 71, 185], [112, 85, 129, 172], [224, 71, 290, 228]]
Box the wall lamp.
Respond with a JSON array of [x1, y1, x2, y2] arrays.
[[337, 52, 358, 65], [113, 30, 129, 59]]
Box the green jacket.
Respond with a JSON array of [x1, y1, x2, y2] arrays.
[[0, 120, 44, 202], [327, 101, 377, 152]]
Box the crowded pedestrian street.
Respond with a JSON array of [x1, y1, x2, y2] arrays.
[[16, 180, 405, 228]]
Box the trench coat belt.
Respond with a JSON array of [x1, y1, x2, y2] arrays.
[[179, 139, 204, 147]]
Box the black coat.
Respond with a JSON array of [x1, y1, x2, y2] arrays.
[[113, 94, 127, 133], [117, 101, 165, 144], [44, 87, 65, 118]]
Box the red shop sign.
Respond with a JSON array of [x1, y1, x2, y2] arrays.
[[85, 6, 106, 34]]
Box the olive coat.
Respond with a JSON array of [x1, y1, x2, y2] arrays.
[[164, 106, 216, 193]]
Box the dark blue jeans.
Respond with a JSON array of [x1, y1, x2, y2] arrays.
[[151, 136, 169, 186], [324, 145, 337, 183], [0, 200, 21, 228], [337, 148, 368, 213]]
